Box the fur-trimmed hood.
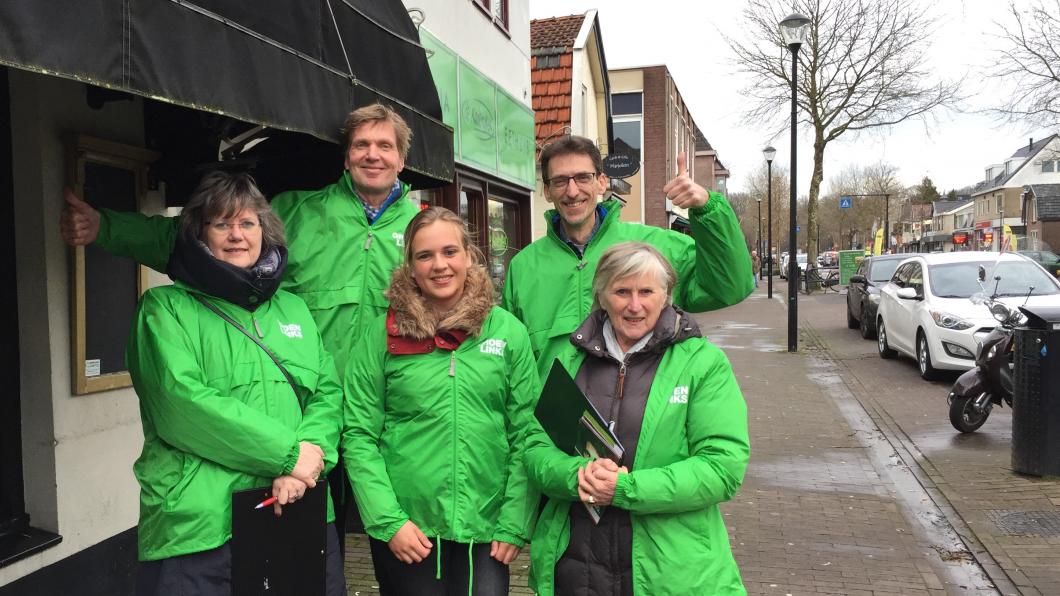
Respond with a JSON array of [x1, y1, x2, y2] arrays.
[[384, 262, 494, 339]]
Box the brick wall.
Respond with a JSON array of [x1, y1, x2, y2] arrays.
[[643, 66, 668, 229]]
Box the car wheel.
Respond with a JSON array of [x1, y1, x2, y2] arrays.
[[859, 308, 875, 340], [877, 317, 896, 359], [847, 303, 859, 329], [916, 331, 940, 380]]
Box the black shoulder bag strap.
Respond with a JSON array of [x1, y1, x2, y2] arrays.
[[191, 294, 301, 404]]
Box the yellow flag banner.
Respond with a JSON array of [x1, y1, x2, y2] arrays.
[[873, 228, 884, 256], [1002, 224, 1017, 252]]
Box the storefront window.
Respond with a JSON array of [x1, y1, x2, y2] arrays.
[[613, 119, 641, 163], [487, 197, 519, 294], [406, 188, 440, 210]]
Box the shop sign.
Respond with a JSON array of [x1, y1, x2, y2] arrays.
[[422, 30, 535, 188], [602, 153, 640, 179], [952, 232, 968, 245], [422, 32, 458, 130]]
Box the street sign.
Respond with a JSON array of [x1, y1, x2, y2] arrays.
[[839, 196, 852, 209]]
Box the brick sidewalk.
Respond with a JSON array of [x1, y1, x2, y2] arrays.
[[701, 290, 979, 595]]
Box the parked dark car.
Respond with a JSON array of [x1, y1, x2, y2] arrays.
[[1017, 250, 1060, 278], [846, 254, 908, 339]]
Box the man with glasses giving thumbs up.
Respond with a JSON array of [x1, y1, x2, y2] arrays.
[[501, 135, 753, 375]]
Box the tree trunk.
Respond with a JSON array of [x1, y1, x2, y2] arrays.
[[806, 135, 827, 269]]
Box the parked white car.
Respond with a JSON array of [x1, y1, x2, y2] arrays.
[[779, 253, 807, 280], [876, 251, 1060, 380]]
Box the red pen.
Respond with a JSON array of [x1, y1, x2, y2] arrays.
[[254, 496, 278, 509]]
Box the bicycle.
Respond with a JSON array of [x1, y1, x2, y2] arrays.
[[801, 265, 841, 294]]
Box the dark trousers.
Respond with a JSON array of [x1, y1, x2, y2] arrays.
[[368, 536, 509, 596], [135, 523, 346, 596]]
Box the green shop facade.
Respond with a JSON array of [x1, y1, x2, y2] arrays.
[[411, 30, 536, 291]]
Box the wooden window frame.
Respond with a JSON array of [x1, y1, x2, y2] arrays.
[[66, 134, 159, 395], [471, 0, 509, 35]]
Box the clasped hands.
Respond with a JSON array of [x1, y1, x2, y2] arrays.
[[577, 458, 628, 507], [270, 441, 325, 516]]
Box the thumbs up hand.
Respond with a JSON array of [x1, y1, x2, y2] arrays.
[[662, 152, 710, 209], [60, 187, 101, 246]]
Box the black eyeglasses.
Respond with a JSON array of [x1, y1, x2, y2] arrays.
[[546, 172, 598, 191]]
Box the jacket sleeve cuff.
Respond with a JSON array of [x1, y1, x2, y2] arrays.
[[491, 530, 527, 549], [95, 208, 114, 247], [689, 190, 726, 218], [612, 471, 633, 509], [280, 441, 300, 475], [372, 518, 410, 543]]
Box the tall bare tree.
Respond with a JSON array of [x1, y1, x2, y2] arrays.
[[745, 163, 792, 255], [991, 0, 1060, 128], [727, 0, 959, 265]]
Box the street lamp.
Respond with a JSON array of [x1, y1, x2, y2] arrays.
[[756, 197, 762, 281], [780, 12, 810, 353], [763, 145, 776, 298]]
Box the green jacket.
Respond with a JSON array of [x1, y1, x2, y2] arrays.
[[501, 196, 753, 374], [525, 335, 750, 595], [341, 307, 540, 546], [97, 172, 417, 374], [127, 283, 342, 561]]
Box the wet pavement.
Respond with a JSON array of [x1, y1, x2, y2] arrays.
[[342, 280, 1059, 595], [720, 280, 1059, 595]]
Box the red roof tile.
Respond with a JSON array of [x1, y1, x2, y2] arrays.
[[531, 15, 587, 146], [530, 14, 585, 50]]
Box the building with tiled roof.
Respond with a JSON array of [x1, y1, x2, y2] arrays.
[[529, 10, 613, 238], [969, 134, 1060, 249], [1021, 183, 1060, 250]]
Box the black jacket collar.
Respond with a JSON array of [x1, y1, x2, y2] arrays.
[[166, 230, 287, 311]]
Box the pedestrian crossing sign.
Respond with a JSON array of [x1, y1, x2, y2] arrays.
[[839, 196, 853, 209]]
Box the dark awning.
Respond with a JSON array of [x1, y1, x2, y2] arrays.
[[0, 0, 454, 185]]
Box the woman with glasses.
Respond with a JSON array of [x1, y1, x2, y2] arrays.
[[128, 171, 345, 595]]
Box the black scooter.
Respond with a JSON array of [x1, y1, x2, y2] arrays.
[[947, 266, 1029, 433]]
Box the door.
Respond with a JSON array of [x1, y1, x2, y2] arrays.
[[890, 262, 923, 354]]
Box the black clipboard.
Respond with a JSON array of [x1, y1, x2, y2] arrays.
[[535, 360, 624, 461], [231, 480, 328, 596], [534, 360, 624, 524]]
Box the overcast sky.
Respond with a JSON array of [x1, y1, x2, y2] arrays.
[[528, 0, 1056, 197]]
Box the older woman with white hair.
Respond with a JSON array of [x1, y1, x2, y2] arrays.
[[525, 241, 751, 596]]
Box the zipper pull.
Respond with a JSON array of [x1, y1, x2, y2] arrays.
[[449, 352, 456, 377], [616, 363, 626, 398], [577, 260, 587, 270], [252, 316, 264, 338], [363, 232, 374, 250]]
